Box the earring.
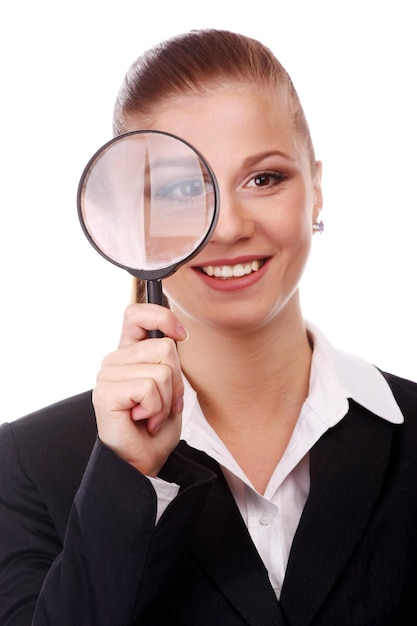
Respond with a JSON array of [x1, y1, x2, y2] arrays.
[[313, 220, 324, 234]]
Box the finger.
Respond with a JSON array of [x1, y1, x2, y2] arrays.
[[101, 337, 179, 368], [94, 377, 165, 422], [119, 303, 188, 347], [100, 338, 185, 416], [97, 362, 173, 414], [93, 380, 181, 476]]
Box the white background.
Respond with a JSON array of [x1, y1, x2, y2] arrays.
[[1, 0, 416, 423]]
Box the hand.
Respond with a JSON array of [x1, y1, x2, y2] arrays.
[[93, 303, 188, 476]]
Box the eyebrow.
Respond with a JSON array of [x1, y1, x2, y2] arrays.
[[241, 150, 296, 167]]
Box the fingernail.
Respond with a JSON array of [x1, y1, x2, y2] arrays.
[[176, 321, 189, 341], [173, 396, 184, 414], [151, 421, 163, 435]]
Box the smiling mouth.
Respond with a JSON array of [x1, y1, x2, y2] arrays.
[[199, 259, 266, 280]]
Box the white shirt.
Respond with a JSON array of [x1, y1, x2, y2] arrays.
[[150, 322, 404, 598]]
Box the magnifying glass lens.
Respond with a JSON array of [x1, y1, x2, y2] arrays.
[[78, 131, 218, 275]]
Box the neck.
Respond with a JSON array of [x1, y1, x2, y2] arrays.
[[174, 300, 313, 494], [176, 305, 312, 431]]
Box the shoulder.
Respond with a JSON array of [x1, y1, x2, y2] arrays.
[[0, 391, 97, 535], [3, 389, 97, 458]]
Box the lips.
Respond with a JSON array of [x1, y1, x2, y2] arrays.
[[199, 258, 266, 280]]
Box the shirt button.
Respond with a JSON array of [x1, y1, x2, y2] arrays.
[[260, 511, 272, 525]]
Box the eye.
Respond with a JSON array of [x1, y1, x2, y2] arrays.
[[182, 179, 204, 197], [156, 176, 202, 200], [154, 176, 215, 205], [172, 178, 207, 199], [246, 171, 287, 189]]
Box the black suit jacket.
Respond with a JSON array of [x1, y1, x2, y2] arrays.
[[1, 371, 417, 625]]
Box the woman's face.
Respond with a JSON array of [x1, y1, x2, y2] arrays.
[[127, 84, 322, 334]]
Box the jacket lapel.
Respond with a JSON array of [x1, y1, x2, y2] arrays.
[[280, 401, 394, 625], [177, 442, 288, 625]]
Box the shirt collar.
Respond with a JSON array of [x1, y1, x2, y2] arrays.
[[305, 321, 404, 425]]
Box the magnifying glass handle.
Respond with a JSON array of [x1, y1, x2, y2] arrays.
[[146, 280, 165, 338]]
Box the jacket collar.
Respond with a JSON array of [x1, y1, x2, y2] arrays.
[[280, 400, 394, 624]]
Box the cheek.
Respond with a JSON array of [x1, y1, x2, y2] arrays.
[[263, 196, 312, 245]]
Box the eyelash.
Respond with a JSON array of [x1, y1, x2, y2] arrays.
[[246, 171, 288, 189], [154, 176, 214, 204]]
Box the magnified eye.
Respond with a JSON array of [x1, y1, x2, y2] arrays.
[[175, 177, 205, 199], [155, 176, 213, 204]]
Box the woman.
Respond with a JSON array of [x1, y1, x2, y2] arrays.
[[1, 29, 416, 625]]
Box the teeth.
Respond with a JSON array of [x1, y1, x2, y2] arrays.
[[202, 259, 264, 279]]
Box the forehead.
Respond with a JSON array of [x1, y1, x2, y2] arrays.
[[125, 84, 303, 160], [127, 82, 292, 131]]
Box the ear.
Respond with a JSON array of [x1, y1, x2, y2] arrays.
[[312, 160, 323, 223]]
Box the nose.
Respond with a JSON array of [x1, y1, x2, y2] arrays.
[[210, 189, 255, 245]]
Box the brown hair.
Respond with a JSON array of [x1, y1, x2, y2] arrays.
[[113, 29, 316, 304]]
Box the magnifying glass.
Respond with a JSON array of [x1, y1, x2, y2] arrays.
[[77, 130, 219, 337]]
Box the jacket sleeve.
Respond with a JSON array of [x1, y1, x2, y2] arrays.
[[0, 422, 63, 625], [0, 423, 217, 625]]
